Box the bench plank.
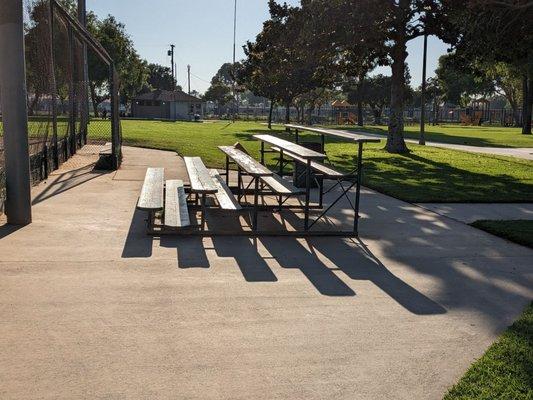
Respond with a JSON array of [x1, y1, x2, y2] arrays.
[[261, 173, 304, 195], [218, 146, 272, 176], [184, 157, 218, 194], [253, 134, 326, 160], [164, 180, 190, 228], [272, 146, 345, 178], [209, 170, 242, 210], [137, 167, 164, 211], [285, 124, 381, 143]]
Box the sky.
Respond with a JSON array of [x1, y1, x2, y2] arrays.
[[87, 0, 450, 94]]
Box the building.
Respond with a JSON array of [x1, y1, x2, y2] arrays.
[[131, 90, 204, 120]]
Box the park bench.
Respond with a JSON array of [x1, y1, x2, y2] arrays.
[[137, 167, 191, 230], [184, 156, 243, 229], [218, 145, 303, 229]]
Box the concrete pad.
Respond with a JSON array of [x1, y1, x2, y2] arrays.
[[416, 203, 533, 223], [0, 146, 532, 399]]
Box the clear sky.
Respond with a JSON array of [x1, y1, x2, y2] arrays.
[[87, 0, 450, 94]]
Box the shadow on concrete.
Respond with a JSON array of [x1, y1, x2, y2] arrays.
[[121, 208, 153, 258], [32, 164, 108, 205], [0, 224, 23, 239], [304, 237, 446, 314], [160, 236, 210, 268], [212, 237, 277, 282]]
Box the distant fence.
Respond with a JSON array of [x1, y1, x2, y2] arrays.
[[206, 104, 531, 127]]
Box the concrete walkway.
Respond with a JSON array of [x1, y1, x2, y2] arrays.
[[1, 146, 532, 400], [417, 203, 533, 223], [333, 128, 533, 160]]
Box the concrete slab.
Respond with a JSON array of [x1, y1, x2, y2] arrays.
[[0, 146, 532, 399], [416, 203, 533, 223]]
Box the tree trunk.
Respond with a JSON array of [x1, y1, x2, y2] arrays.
[[433, 98, 439, 126], [386, 34, 409, 153], [28, 92, 41, 116], [357, 101, 364, 126], [522, 71, 532, 135], [373, 108, 382, 125], [268, 100, 274, 129], [285, 103, 290, 125], [90, 82, 99, 118]]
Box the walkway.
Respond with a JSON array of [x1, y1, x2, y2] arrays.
[[334, 128, 533, 160], [0, 146, 531, 400], [417, 203, 533, 223]]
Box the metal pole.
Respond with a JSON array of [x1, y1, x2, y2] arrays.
[[77, 0, 89, 145], [169, 44, 175, 89], [419, 32, 427, 145], [353, 142, 363, 235], [0, 0, 32, 224], [187, 65, 191, 95], [232, 0, 237, 122]]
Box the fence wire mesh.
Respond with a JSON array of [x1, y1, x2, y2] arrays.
[[0, 0, 121, 213]]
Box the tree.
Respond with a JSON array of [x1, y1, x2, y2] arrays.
[[304, 0, 451, 153], [146, 63, 178, 91], [346, 75, 392, 125], [435, 53, 495, 107], [88, 15, 147, 116], [443, 0, 533, 134], [203, 82, 232, 114], [241, 1, 331, 127]]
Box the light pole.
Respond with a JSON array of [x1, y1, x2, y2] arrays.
[[232, 0, 237, 122], [419, 32, 428, 145]]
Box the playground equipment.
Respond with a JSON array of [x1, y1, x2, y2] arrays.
[[332, 100, 357, 125]]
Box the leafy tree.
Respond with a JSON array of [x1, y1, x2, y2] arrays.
[[443, 0, 533, 134], [302, 0, 452, 152], [145, 63, 178, 91], [203, 82, 232, 114], [88, 15, 147, 116], [435, 53, 495, 107], [241, 1, 331, 127], [347, 75, 393, 125]]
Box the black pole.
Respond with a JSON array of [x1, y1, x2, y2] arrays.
[[0, 0, 32, 224], [169, 44, 175, 89], [419, 33, 427, 145]]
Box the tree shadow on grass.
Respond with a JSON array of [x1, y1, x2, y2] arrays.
[[330, 151, 533, 203]]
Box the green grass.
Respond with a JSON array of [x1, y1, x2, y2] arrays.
[[470, 220, 533, 249], [331, 124, 533, 148], [444, 302, 533, 399], [117, 120, 533, 203]]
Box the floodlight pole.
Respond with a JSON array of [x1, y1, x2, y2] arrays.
[[232, 0, 237, 122], [419, 32, 428, 145], [0, 0, 32, 224]]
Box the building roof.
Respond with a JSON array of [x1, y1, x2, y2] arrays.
[[134, 89, 202, 103]]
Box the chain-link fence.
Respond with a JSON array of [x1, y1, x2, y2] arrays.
[[0, 0, 121, 213]]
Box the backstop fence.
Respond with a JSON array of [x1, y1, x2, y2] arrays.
[[0, 0, 121, 213]]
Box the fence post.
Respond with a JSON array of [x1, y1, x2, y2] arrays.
[[0, 0, 32, 224], [68, 25, 77, 156], [48, 0, 59, 169]]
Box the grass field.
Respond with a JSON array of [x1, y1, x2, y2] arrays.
[[444, 302, 532, 399], [470, 220, 533, 249], [118, 120, 533, 203], [332, 124, 533, 148]]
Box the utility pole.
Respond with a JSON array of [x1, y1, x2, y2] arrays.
[[187, 65, 191, 95], [0, 0, 32, 224], [168, 44, 175, 89], [419, 32, 428, 145]]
